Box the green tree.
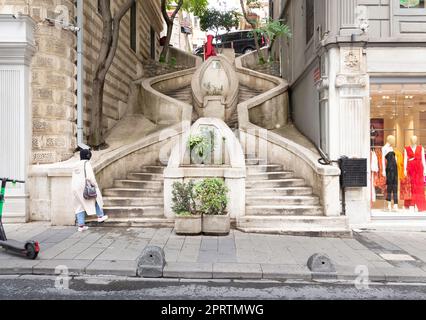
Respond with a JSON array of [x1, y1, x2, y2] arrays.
[[255, 19, 292, 62], [199, 8, 240, 38], [160, 0, 208, 62], [239, 0, 263, 63]]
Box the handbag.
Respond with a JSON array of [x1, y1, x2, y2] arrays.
[[83, 161, 97, 200]]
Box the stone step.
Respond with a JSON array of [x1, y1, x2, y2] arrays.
[[139, 166, 166, 174], [245, 158, 267, 165], [114, 180, 163, 189], [246, 165, 284, 173], [103, 206, 164, 218], [103, 188, 163, 198], [246, 179, 306, 188], [246, 171, 294, 180], [103, 197, 163, 207], [236, 216, 351, 238], [245, 187, 314, 196], [246, 195, 320, 206], [127, 172, 164, 181], [246, 205, 323, 216], [86, 217, 174, 228]]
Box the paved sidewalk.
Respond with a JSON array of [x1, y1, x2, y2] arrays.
[[2, 223, 426, 283]]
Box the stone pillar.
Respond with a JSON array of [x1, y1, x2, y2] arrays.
[[325, 45, 371, 224], [0, 15, 36, 223]]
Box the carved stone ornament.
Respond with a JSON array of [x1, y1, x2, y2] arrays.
[[343, 51, 360, 71], [335, 74, 368, 88]]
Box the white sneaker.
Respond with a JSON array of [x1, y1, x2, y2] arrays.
[[98, 215, 109, 223], [78, 226, 89, 232]]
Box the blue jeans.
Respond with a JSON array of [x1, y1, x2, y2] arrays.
[[76, 202, 104, 226]]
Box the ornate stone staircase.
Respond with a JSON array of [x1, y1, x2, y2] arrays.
[[237, 156, 351, 237], [87, 165, 173, 227]]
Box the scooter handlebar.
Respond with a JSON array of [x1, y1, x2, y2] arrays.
[[1, 178, 25, 184]]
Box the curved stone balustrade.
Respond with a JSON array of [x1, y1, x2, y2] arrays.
[[235, 49, 341, 217], [137, 68, 195, 125], [164, 118, 246, 219], [191, 56, 239, 122]]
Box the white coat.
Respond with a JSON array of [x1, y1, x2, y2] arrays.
[[72, 160, 104, 216]]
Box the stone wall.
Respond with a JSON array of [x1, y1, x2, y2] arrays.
[[1, 0, 77, 164], [0, 0, 164, 164], [82, 0, 163, 138]]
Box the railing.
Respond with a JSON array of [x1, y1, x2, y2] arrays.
[[235, 49, 341, 217]]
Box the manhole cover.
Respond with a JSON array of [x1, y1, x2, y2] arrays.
[[379, 253, 416, 261]]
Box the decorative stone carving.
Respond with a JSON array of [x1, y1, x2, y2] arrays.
[[191, 56, 239, 122], [335, 74, 368, 88], [344, 51, 360, 70]]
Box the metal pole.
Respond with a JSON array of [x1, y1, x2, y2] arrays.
[[76, 0, 84, 145]]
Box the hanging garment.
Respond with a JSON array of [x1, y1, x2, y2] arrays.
[[371, 150, 379, 203], [385, 151, 399, 204], [405, 145, 426, 211], [398, 149, 411, 201], [374, 149, 387, 194]]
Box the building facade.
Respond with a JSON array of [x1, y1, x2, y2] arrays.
[[0, 0, 163, 222], [271, 0, 426, 226]]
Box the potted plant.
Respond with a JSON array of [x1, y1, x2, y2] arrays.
[[194, 178, 230, 235], [172, 181, 201, 235]]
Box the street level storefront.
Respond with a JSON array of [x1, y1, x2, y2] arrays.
[[370, 80, 426, 219]]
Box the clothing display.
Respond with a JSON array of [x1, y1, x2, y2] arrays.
[[384, 151, 398, 204], [371, 151, 379, 203], [404, 145, 426, 211], [373, 149, 387, 194]]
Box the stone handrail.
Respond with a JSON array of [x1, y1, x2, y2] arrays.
[[137, 68, 195, 125], [235, 50, 341, 217]]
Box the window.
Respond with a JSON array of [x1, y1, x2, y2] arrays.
[[400, 0, 425, 8], [130, 2, 137, 52], [305, 0, 314, 44]]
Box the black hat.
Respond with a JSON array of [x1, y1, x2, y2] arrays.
[[80, 149, 92, 160]]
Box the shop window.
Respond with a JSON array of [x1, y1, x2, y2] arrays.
[[370, 82, 426, 213], [400, 0, 425, 8], [130, 2, 137, 52], [305, 0, 314, 44]]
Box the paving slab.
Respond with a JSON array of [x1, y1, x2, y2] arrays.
[[261, 264, 311, 281], [32, 259, 91, 275], [0, 260, 40, 275], [85, 260, 137, 277], [163, 262, 213, 279], [380, 266, 426, 283], [213, 263, 262, 279]]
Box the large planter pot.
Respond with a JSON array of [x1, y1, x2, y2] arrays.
[[175, 215, 202, 235], [202, 214, 230, 236]]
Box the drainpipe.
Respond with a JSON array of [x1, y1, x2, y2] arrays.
[[76, 0, 84, 145]]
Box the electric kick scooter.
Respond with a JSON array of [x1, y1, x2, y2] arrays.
[[0, 178, 39, 259]]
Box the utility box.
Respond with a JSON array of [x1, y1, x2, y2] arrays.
[[338, 157, 367, 188]]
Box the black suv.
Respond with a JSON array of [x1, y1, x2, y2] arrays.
[[215, 30, 264, 55], [192, 30, 265, 58]]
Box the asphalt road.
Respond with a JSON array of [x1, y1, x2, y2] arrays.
[[1, 276, 426, 300]]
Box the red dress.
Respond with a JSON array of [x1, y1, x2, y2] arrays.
[[405, 146, 426, 211], [204, 35, 216, 60]]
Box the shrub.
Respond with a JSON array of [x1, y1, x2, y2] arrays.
[[171, 181, 197, 216], [194, 178, 228, 215]]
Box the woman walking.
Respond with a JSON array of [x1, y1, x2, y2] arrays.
[[72, 149, 108, 231]]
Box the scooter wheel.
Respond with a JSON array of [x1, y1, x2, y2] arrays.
[[25, 243, 38, 260]]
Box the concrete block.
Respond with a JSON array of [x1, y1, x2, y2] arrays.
[[213, 263, 262, 279], [163, 262, 213, 279], [307, 253, 337, 280], [137, 245, 166, 278]]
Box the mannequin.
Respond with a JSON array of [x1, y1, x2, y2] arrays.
[[382, 135, 399, 211], [404, 135, 426, 212]]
